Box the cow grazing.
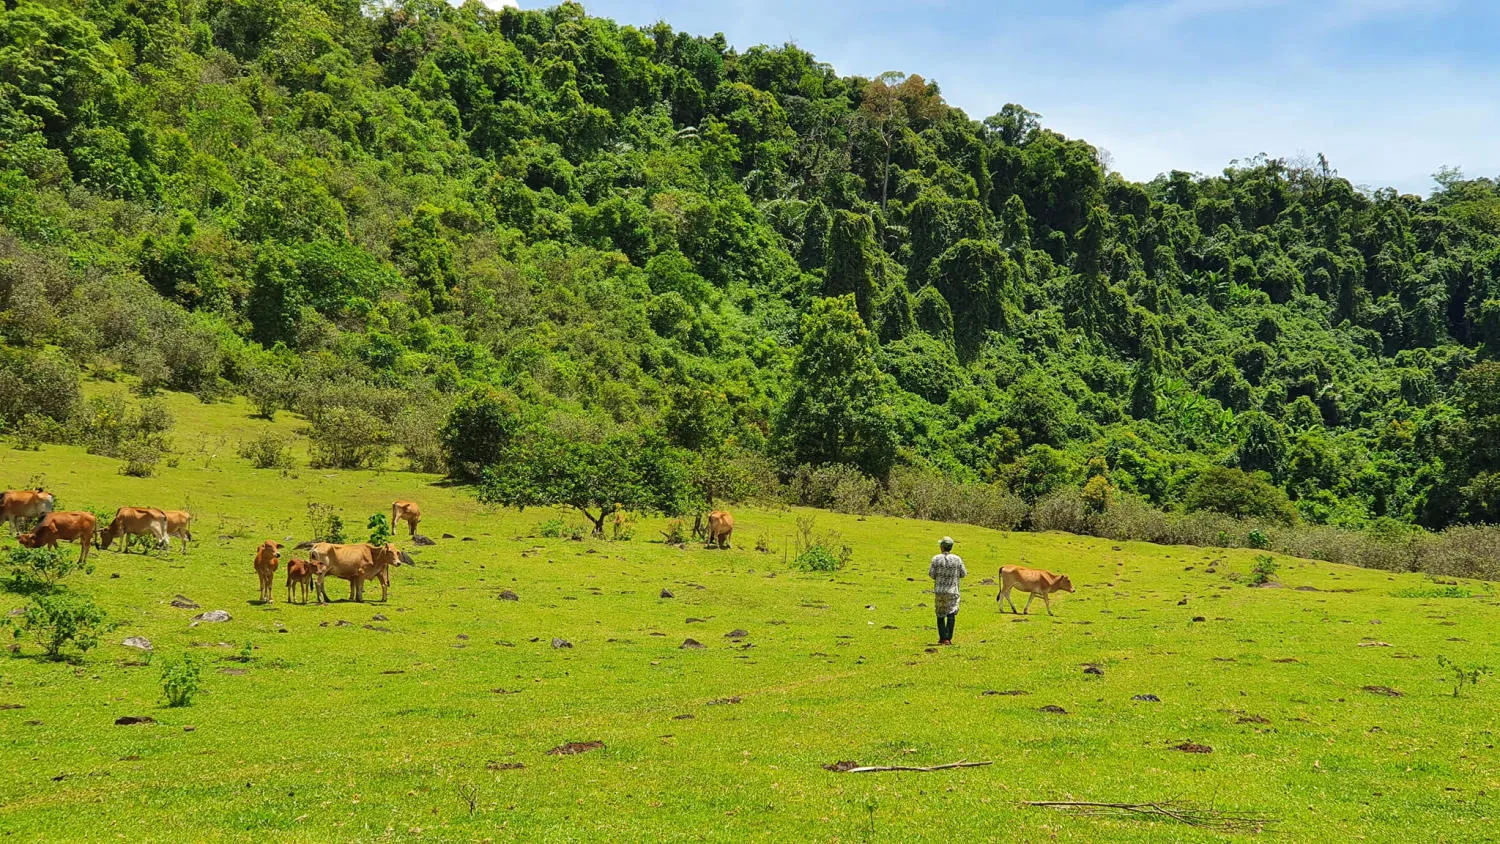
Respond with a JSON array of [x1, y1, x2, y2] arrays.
[[707, 510, 733, 549], [162, 510, 193, 554], [1, 489, 54, 534], [997, 565, 1075, 616], [17, 511, 97, 564], [98, 507, 169, 553], [254, 541, 281, 603], [312, 542, 400, 604], [285, 557, 316, 604], [391, 501, 421, 538]]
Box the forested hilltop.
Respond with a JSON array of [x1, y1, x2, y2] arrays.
[[3, 0, 1499, 535]]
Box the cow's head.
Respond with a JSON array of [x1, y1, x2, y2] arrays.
[[258, 540, 281, 565], [16, 532, 37, 548], [1056, 574, 1075, 593], [375, 543, 402, 568]]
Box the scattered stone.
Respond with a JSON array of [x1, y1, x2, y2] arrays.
[[371, 614, 388, 622], [1237, 714, 1271, 724], [498, 590, 519, 601], [724, 629, 749, 640], [456, 634, 469, 640], [1295, 586, 1320, 592], [1362, 685, 1403, 697], [412, 534, 437, 547], [115, 716, 155, 726], [183, 725, 196, 732], [121, 637, 153, 652], [1191, 616, 1207, 622], [1038, 705, 1067, 714], [0, 703, 23, 710], [294, 540, 315, 550], [685, 617, 705, 623], [673, 714, 695, 720], [397, 551, 416, 566], [1082, 664, 1104, 676], [660, 589, 674, 599], [1359, 641, 1393, 648], [24, 719, 42, 726], [486, 762, 525, 771], [462, 537, 475, 542], [680, 638, 705, 650], [170, 595, 199, 609], [190, 610, 231, 625], [823, 760, 860, 772], [442, 533, 456, 540], [1171, 742, 1213, 753], [706, 696, 742, 706], [551, 638, 573, 649], [547, 741, 604, 756], [1132, 694, 1161, 702], [980, 578, 996, 585], [381, 670, 405, 675], [881, 625, 897, 630], [363, 625, 392, 633], [1273, 657, 1300, 663], [982, 690, 1029, 696]]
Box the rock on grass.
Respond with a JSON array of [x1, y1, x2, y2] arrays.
[[680, 638, 705, 650]]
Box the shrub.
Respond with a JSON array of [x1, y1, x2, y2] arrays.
[[440, 387, 521, 480], [306, 502, 346, 543], [117, 439, 162, 477], [8, 592, 112, 659], [71, 391, 174, 470], [394, 405, 448, 474], [1247, 528, 1271, 550], [308, 406, 389, 470], [0, 348, 81, 433], [1030, 487, 1093, 535], [659, 518, 687, 544], [1248, 554, 1279, 586], [792, 545, 844, 572], [237, 430, 295, 470], [538, 518, 565, 539], [1183, 466, 1296, 525], [160, 653, 202, 707], [879, 467, 1028, 530], [1092, 494, 1170, 543], [786, 464, 878, 513], [5, 546, 92, 594], [367, 513, 392, 546]]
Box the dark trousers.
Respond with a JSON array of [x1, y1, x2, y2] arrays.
[[936, 611, 957, 641]]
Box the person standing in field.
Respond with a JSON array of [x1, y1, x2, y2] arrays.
[[929, 536, 966, 645]]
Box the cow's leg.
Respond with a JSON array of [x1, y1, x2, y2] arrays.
[[1022, 592, 1034, 615], [1003, 588, 1019, 614], [1044, 593, 1054, 616]]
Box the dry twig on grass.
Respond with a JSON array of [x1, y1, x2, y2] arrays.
[[826, 760, 993, 773], [1024, 800, 1275, 831]]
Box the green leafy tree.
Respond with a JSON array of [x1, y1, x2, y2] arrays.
[[1183, 466, 1297, 525], [777, 295, 898, 477], [440, 387, 522, 481]]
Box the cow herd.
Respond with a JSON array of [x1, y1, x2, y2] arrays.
[[0, 488, 418, 607]]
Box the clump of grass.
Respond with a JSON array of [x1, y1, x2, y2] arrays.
[[1248, 554, 1279, 586], [1393, 585, 1473, 599], [1436, 655, 1492, 698]]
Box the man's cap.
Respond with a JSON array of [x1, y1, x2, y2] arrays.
[[939, 536, 954, 547]]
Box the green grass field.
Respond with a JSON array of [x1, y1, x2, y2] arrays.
[[1, 388, 1497, 841]]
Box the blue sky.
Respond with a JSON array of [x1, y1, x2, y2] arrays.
[[500, 1, 1500, 194]]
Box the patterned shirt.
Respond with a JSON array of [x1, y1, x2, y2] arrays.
[[929, 553, 967, 595]]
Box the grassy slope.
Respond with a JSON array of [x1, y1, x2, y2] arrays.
[[0, 388, 1497, 841]]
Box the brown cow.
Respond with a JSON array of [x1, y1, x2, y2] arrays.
[[254, 540, 281, 603], [707, 510, 733, 549], [17, 511, 96, 564], [285, 557, 316, 604], [162, 510, 193, 554], [391, 501, 421, 538], [1, 489, 55, 534], [99, 507, 168, 553], [312, 542, 400, 604], [997, 565, 1075, 616]]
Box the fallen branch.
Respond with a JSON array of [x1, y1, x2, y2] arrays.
[[832, 760, 993, 773], [1024, 800, 1275, 831]]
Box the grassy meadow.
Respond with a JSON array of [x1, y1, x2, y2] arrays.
[[0, 388, 1497, 841]]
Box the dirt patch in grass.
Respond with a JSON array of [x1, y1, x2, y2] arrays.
[[547, 741, 604, 756], [982, 690, 1029, 696], [707, 696, 742, 706], [1038, 705, 1067, 714], [1362, 685, 1403, 697], [823, 760, 860, 772], [1171, 742, 1213, 753], [115, 716, 155, 726]]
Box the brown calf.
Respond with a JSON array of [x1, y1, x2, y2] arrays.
[[707, 510, 734, 549], [391, 501, 421, 538], [254, 540, 281, 603], [997, 565, 1075, 616], [285, 557, 316, 604], [17, 511, 97, 564]]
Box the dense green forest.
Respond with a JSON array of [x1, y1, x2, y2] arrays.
[[2, 0, 1499, 534]]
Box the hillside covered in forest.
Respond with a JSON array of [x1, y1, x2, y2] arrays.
[[2, 0, 1499, 533]]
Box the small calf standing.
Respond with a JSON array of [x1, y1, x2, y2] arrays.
[[254, 540, 281, 603], [707, 510, 733, 549], [997, 565, 1074, 616], [285, 557, 316, 604]]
